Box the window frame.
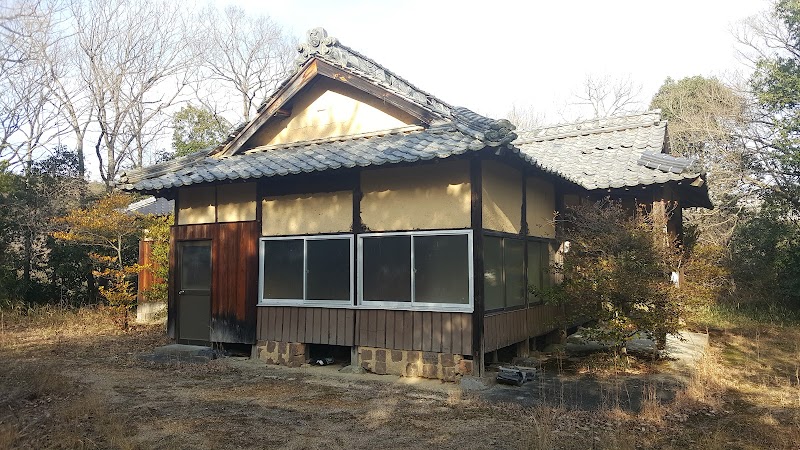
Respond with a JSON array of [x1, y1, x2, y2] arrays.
[[526, 237, 556, 306], [258, 234, 354, 307], [357, 229, 474, 313], [483, 234, 527, 313]]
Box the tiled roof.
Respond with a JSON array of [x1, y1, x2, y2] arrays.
[[118, 29, 708, 208], [514, 111, 702, 190], [287, 28, 453, 122], [119, 126, 485, 192], [126, 196, 174, 216], [119, 28, 517, 193]]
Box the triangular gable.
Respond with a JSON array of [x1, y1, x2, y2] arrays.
[[218, 35, 454, 157], [243, 77, 420, 148]]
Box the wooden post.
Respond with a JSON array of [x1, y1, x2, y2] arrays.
[[470, 157, 485, 377], [521, 172, 529, 345], [255, 181, 264, 226], [352, 170, 362, 360]]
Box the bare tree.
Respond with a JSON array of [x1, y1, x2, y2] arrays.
[[0, 0, 63, 170], [565, 74, 644, 120], [651, 76, 753, 246], [504, 103, 544, 130], [197, 5, 294, 123], [71, 0, 192, 190], [42, 17, 93, 180], [0, 0, 48, 66]]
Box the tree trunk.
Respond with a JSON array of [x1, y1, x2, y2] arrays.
[[86, 267, 97, 305]]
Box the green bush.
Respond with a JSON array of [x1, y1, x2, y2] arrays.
[[543, 199, 683, 350]]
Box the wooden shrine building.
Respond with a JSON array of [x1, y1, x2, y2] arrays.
[[119, 28, 711, 379]]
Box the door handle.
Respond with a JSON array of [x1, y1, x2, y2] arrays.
[[178, 290, 185, 295]]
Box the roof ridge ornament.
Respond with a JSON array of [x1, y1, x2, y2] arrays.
[[451, 107, 517, 147], [484, 119, 516, 145], [296, 27, 338, 68]]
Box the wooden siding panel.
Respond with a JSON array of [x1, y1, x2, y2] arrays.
[[483, 309, 532, 352], [412, 312, 423, 350], [270, 307, 280, 341], [136, 240, 160, 303], [282, 307, 292, 341], [289, 308, 298, 342], [336, 309, 345, 346], [345, 309, 355, 346], [367, 309, 378, 347], [422, 313, 432, 351], [202, 221, 259, 344], [303, 308, 313, 342], [449, 314, 459, 355], [330, 309, 339, 344], [462, 314, 473, 355], [441, 313, 452, 354], [256, 308, 265, 341], [376, 310, 386, 349], [431, 313, 442, 353], [312, 308, 322, 343], [319, 309, 329, 344], [393, 312, 404, 350], [355, 311, 364, 344], [528, 304, 561, 337], [384, 311, 394, 350], [259, 309, 471, 354]]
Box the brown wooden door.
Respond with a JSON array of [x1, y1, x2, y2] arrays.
[[177, 241, 211, 342]]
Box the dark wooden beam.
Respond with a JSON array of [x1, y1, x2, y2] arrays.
[[521, 173, 529, 310], [220, 60, 320, 156], [213, 186, 218, 223], [470, 156, 485, 376], [352, 170, 362, 350], [273, 108, 292, 118], [255, 181, 264, 225], [167, 227, 177, 339], [260, 168, 360, 197]]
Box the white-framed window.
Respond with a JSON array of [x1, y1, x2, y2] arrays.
[[258, 234, 354, 306], [484, 235, 526, 312], [358, 230, 474, 313], [527, 239, 554, 305]]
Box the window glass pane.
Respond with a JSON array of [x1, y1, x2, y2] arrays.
[[544, 243, 554, 288], [362, 236, 411, 302], [414, 234, 469, 304], [306, 239, 351, 301], [505, 239, 525, 307], [263, 239, 304, 299], [484, 236, 504, 310], [180, 242, 211, 290], [527, 241, 543, 303]]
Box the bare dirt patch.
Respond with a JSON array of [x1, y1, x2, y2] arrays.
[[1, 306, 799, 449]]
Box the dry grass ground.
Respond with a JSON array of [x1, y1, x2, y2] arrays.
[[0, 305, 798, 450]]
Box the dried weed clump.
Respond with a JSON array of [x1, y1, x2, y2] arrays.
[[0, 359, 137, 450]]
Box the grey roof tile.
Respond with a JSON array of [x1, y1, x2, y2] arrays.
[[117, 29, 709, 206], [126, 196, 173, 216], [514, 111, 703, 191], [119, 128, 479, 192]]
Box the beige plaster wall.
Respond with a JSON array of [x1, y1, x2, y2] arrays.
[[262, 191, 353, 236], [482, 161, 522, 234], [177, 186, 215, 225], [217, 183, 257, 222], [526, 176, 556, 238], [361, 160, 471, 231], [249, 78, 417, 147]]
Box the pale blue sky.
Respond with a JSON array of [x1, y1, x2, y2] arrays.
[[231, 0, 768, 122]]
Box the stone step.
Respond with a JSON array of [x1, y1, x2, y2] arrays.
[[141, 344, 218, 363]]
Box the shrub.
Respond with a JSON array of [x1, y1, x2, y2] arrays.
[[543, 199, 683, 350]]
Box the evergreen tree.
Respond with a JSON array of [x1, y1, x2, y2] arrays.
[[171, 104, 232, 157]]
